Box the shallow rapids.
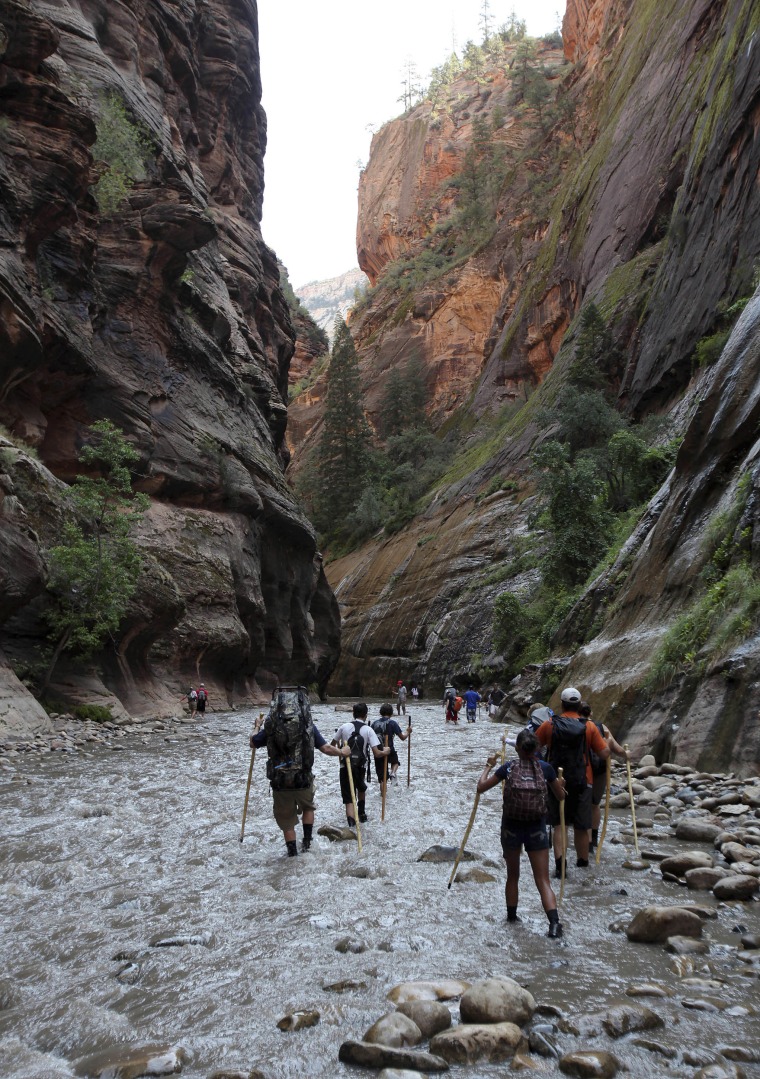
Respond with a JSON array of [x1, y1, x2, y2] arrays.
[[1, 701, 759, 1077]]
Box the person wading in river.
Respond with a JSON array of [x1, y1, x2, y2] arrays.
[[332, 703, 389, 827], [477, 730, 566, 938], [372, 703, 411, 785], [250, 688, 349, 856], [579, 701, 629, 853], [535, 687, 610, 877]]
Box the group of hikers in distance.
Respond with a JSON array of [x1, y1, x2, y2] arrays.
[[181, 683, 209, 715], [239, 682, 630, 940]]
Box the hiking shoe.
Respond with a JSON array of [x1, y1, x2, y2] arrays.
[[576, 858, 589, 868], [301, 837, 311, 852], [548, 920, 563, 940], [286, 840, 298, 857], [358, 812, 369, 823], [554, 858, 565, 879], [507, 914, 521, 924]]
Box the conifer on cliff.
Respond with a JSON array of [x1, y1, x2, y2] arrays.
[[314, 318, 371, 530]]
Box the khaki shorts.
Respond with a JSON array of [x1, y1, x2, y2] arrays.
[[272, 782, 316, 830]]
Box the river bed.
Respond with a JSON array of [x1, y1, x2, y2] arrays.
[[1, 701, 759, 1077]]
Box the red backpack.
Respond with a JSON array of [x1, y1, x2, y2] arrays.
[[502, 757, 548, 821]]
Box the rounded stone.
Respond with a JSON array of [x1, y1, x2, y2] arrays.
[[395, 1001, 452, 1039], [601, 1003, 663, 1038], [429, 1020, 523, 1064], [660, 851, 714, 877], [364, 1012, 423, 1048], [559, 1050, 621, 1077], [276, 1009, 320, 1032], [712, 874, 760, 900], [459, 976, 536, 1026], [664, 936, 710, 955], [676, 819, 723, 843], [685, 867, 732, 890], [387, 980, 470, 1004], [626, 906, 703, 943]]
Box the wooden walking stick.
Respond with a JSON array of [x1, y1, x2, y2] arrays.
[[381, 735, 389, 822], [558, 766, 567, 906], [448, 786, 482, 889], [500, 732, 507, 790], [239, 711, 263, 843], [407, 722, 411, 787], [345, 756, 362, 853], [595, 756, 612, 865], [625, 743, 640, 858]]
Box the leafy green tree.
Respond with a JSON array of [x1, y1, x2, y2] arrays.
[[92, 94, 152, 215], [569, 302, 623, 391], [43, 420, 149, 688], [314, 319, 371, 531], [492, 591, 528, 660]]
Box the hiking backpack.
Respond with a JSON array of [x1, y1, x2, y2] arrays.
[[264, 686, 314, 791], [548, 715, 589, 790], [371, 716, 392, 744], [347, 720, 371, 780], [589, 721, 607, 777], [196, 688, 207, 703], [502, 757, 549, 821]]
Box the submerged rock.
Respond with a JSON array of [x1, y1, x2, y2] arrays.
[[276, 1010, 319, 1031], [318, 825, 357, 842], [74, 1045, 186, 1079], [601, 1003, 663, 1037], [418, 845, 476, 863], [558, 1050, 620, 1077], [453, 866, 497, 883], [459, 976, 536, 1026], [664, 936, 710, 955], [387, 980, 470, 1004]]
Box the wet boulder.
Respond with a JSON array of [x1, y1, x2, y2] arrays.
[[713, 874, 760, 900], [626, 906, 703, 943], [364, 1012, 423, 1048], [459, 976, 536, 1026], [664, 936, 710, 955], [277, 1010, 319, 1031], [395, 1001, 452, 1039], [453, 867, 497, 883], [676, 820, 724, 844], [318, 825, 357, 842], [74, 1045, 186, 1079], [388, 980, 470, 1004], [721, 842, 760, 864], [335, 936, 366, 954], [601, 1003, 663, 1037], [559, 1050, 621, 1077], [429, 1021, 523, 1063], [659, 852, 714, 877], [418, 845, 476, 863], [685, 867, 731, 890], [338, 1040, 449, 1071]]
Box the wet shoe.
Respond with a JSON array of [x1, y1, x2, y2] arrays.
[[548, 921, 563, 939], [507, 914, 521, 924], [554, 858, 565, 879], [301, 838, 311, 852], [286, 840, 298, 857], [576, 858, 589, 868], [358, 812, 369, 823]]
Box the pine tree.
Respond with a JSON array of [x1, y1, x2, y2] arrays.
[[314, 319, 371, 530]]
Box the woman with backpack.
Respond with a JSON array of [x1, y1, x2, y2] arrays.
[[477, 730, 566, 939]]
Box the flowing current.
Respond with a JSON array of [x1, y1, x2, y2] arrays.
[[1, 701, 759, 1077]]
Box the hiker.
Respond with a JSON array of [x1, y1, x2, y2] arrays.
[[182, 687, 197, 715], [443, 683, 457, 723], [332, 703, 390, 827], [488, 686, 505, 718], [196, 683, 208, 715], [580, 701, 629, 851], [411, 685, 419, 701], [463, 686, 482, 723], [372, 703, 411, 785], [477, 730, 565, 938], [249, 687, 349, 856], [505, 703, 553, 752], [396, 681, 408, 715], [534, 686, 610, 877]]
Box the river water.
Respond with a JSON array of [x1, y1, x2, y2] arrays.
[[1, 701, 759, 1078]]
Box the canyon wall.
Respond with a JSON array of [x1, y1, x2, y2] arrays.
[[306, 0, 760, 771], [0, 0, 340, 733]]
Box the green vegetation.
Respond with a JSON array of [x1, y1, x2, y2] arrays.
[[43, 420, 149, 689], [92, 94, 152, 215], [73, 704, 113, 723], [645, 474, 758, 691], [278, 262, 329, 357]]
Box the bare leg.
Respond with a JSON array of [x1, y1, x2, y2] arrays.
[[574, 827, 590, 862], [504, 849, 521, 909], [526, 847, 558, 915]]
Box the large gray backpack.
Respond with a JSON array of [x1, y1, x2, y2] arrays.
[[265, 687, 314, 790]]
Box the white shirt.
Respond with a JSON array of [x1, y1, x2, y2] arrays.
[[334, 721, 380, 751]]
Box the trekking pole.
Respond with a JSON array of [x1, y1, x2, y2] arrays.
[[595, 756, 612, 865], [500, 732, 507, 790], [448, 787, 482, 889], [381, 735, 389, 822], [240, 746, 254, 837], [624, 743, 640, 858], [345, 758, 362, 853], [407, 723, 411, 786], [558, 766, 567, 906]]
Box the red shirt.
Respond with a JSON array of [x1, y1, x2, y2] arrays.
[[535, 713, 608, 785]]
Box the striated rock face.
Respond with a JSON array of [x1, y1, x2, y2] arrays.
[[0, 0, 340, 729], [296, 267, 368, 340]]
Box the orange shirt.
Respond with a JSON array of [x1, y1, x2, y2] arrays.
[[535, 712, 608, 785]]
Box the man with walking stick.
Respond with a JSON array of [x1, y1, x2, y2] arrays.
[[371, 703, 411, 786], [332, 703, 390, 828], [247, 687, 349, 857]]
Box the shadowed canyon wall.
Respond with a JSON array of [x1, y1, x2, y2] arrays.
[[293, 0, 760, 771], [0, 0, 340, 733]]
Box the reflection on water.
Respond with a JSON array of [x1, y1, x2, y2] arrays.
[[1, 702, 758, 1077]]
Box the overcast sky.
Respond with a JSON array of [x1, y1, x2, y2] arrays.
[[258, 1, 563, 289]]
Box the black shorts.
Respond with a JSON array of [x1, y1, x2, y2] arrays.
[[196, 699, 206, 714], [548, 784, 592, 830], [374, 748, 399, 782], [501, 818, 550, 854], [340, 764, 367, 803]]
